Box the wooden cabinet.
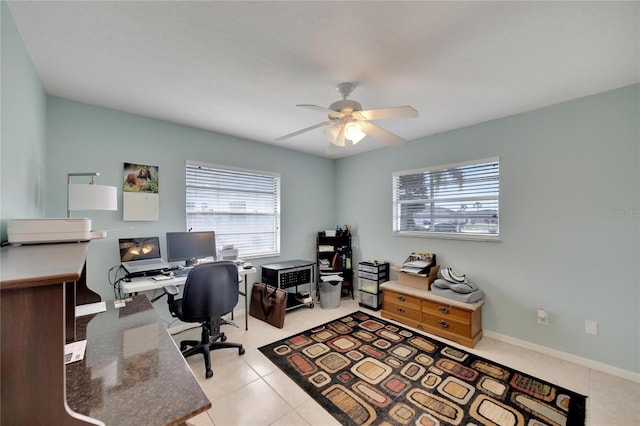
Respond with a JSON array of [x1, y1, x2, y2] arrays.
[[381, 281, 484, 348], [1, 243, 93, 425], [1, 243, 211, 425]]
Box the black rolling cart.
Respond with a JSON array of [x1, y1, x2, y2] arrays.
[[261, 260, 315, 311]]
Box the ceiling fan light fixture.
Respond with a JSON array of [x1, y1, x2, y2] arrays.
[[324, 125, 345, 147], [344, 121, 366, 144], [324, 125, 340, 142]]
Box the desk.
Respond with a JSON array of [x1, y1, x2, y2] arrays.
[[1, 243, 93, 425], [0, 243, 210, 426], [66, 295, 211, 425], [121, 266, 256, 330]]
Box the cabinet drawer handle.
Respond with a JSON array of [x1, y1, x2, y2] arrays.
[[396, 307, 405, 313], [438, 306, 449, 314], [397, 296, 406, 302], [439, 320, 449, 328]]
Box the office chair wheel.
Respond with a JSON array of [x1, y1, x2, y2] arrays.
[[206, 369, 213, 379], [221, 334, 227, 342], [239, 347, 245, 355]]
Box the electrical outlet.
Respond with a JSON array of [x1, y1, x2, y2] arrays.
[[537, 309, 549, 325], [585, 320, 598, 335]]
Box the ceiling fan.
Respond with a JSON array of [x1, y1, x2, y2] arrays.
[[276, 82, 418, 150]]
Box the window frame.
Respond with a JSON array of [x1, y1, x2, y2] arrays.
[[185, 161, 281, 259], [392, 157, 500, 242]]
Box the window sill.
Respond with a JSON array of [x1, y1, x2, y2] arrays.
[[241, 251, 281, 260], [393, 231, 500, 242]]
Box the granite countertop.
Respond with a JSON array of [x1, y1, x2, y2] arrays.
[[66, 295, 210, 426]]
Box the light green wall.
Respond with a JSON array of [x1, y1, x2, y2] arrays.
[[3, 2, 638, 374], [45, 97, 336, 304], [335, 85, 640, 373], [0, 1, 47, 241]]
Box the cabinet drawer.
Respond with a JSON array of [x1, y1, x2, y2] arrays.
[[359, 263, 389, 274], [359, 278, 379, 294], [384, 302, 421, 322], [358, 271, 388, 281], [358, 291, 381, 309], [422, 313, 472, 337], [383, 290, 421, 322], [382, 310, 422, 330], [384, 291, 421, 310], [422, 299, 471, 324], [358, 264, 376, 273]]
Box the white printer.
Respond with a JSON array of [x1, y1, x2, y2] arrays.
[[7, 218, 93, 245]]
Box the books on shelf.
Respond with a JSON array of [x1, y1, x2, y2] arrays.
[[319, 259, 331, 270]]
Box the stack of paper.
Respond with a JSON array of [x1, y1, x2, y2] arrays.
[[64, 340, 87, 364], [318, 259, 331, 270], [401, 260, 430, 275], [75, 301, 107, 317], [320, 274, 344, 282], [400, 251, 435, 276]]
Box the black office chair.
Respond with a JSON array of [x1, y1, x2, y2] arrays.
[[164, 261, 245, 378]]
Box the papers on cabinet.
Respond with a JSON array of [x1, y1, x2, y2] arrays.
[[400, 251, 436, 276], [401, 260, 431, 275]]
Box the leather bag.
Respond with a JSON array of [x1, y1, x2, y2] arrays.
[[249, 282, 287, 328]]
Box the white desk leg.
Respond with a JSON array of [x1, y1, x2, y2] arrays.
[[244, 278, 248, 330], [239, 269, 256, 331]]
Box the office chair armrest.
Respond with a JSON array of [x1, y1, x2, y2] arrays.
[[163, 284, 179, 297]]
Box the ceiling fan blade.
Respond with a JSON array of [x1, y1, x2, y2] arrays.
[[297, 104, 342, 115], [275, 121, 332, 141], [358, 106, 418, 121], [361, 121, 406, 147]]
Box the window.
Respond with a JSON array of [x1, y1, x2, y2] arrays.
[[393, 157, 500, 240], [186, 161, 281, 258]]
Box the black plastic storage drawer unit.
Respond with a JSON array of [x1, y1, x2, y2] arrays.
[[357, 261, 389, 310]]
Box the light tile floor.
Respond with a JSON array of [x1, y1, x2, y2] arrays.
[[175, 298, 639, 426]]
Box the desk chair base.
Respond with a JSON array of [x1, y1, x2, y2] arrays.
[[180, 317, 245, 379]]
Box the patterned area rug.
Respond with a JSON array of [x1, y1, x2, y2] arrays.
[[258, 311, 586, 426]]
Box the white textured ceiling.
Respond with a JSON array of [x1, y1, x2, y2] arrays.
[[7, 1, 639, 158]]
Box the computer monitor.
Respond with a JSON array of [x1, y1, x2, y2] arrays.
[[166, 231, 217, 266]]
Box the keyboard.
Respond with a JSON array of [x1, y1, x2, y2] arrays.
[[135, 259, 161, 265], [173, 268, 192, 278]]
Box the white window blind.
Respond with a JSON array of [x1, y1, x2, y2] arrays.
[[186, 161, 281, 258], [393, 157, 500, 240]]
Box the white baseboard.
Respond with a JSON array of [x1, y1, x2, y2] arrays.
[[483, 330, 640, 384]]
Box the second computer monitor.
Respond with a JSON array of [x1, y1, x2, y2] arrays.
[[166, 231, 217, 266]]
